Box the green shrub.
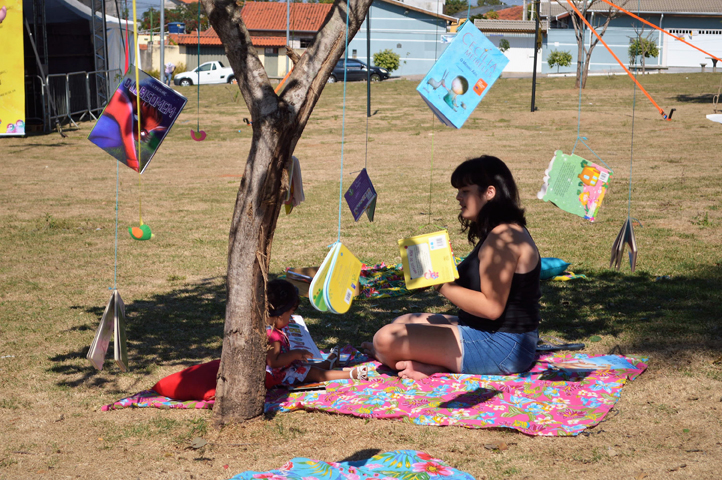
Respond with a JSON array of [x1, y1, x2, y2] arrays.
[[547, 49, 572, 73], [372, 49, 400, 73], [628, 37, 659, 62], [499, 39, 510, 53]]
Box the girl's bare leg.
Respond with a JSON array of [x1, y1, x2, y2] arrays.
[[304, 366, 363, 382], [370, 313, 463, 380]]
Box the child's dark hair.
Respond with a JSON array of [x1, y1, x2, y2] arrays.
[[451, 155, 526, 245], [267, 279, 300, 317]]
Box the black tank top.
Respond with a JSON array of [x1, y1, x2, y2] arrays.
[[454, 235, 541, 333]]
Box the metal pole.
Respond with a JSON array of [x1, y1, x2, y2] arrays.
[[530, 0, 540, 112], [160, 0, 165, 84], [286, 0, 290, 75], [367, 7, 371, 117]]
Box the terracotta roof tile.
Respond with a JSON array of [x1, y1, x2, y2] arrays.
[[169, 31, 287, 48], [241, 1, 332, 32], [496, 6, 523, 21]]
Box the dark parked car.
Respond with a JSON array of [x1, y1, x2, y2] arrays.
[[327, 59, 390, 83]]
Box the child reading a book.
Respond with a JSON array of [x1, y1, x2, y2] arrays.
[[265, 279, 368, 388], [363, 156, 540, 380]]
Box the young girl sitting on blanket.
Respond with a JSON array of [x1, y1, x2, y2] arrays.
[[265, 279, 368, 389], [362, 156, 541, 380]]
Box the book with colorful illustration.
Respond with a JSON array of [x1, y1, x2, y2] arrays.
[[398, 230, 459, 289], [416, 20, 509, 129], [88, 69, 187, 173], [537, 150, 612, 222]]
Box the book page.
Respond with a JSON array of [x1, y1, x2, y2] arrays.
[[406, 242, 433, 280], [285, 315, 322, 360]]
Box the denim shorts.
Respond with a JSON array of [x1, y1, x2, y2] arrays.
[[457, 326, 538, 375]]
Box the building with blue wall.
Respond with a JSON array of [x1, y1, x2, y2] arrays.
[[346, 0, 456, 77], [541, 1, 722, 74]]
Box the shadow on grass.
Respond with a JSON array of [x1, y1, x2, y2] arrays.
[[48, 263, 722, 388], [674, 93, 716, 104], [539, 263, 722, 356]]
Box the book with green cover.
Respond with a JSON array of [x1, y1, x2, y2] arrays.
[[537, 150, 612, 222], [309, 244, 338, 312]]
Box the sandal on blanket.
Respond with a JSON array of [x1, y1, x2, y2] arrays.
[[326, 347, 340, 370], [349, 365, 369, 381]]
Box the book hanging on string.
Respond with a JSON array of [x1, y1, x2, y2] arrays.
[[87, 290, 128, 372], [416, 20, 509, 129], [610, 217, 638, 272], [344, 168, 377, 222], [398, 230, 459, 290], [309, 243, 362, 314], [537, 150, 612, 222]]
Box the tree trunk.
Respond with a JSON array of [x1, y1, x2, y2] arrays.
[[200, 0, 374, 425]]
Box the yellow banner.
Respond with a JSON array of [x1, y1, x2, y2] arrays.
[[0, 0, 25, 136]]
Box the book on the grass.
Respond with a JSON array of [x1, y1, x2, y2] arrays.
[[344, 168, 377, 222], [88, 68, 187, 174], [416, 20, 509, 129], [398, 230, 459, 289], [610, 217, 638, 272], [537, 150, 612, 222], [310, 242, 362, 314], [87, 289, 128, 372]]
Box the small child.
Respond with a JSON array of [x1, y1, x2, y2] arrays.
[[265, 279, 368, 389]]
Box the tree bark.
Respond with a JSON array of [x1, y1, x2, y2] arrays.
[[199, 0, 374, 425]]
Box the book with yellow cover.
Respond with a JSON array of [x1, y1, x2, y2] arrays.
[[398, 230, 459, 290], [323, 243, 362, 314]]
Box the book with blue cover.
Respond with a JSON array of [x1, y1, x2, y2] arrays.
[[417, 21, 509, 129]]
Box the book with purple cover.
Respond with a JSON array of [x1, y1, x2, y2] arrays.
[[344, 168, 377, 222], [88, 69, 187, 173]]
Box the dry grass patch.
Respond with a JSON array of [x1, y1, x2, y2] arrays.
[[1, 73, 721, 479]]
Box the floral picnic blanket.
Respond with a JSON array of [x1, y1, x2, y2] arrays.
[[265, 350, 647, 437], [229, 450, 475, 480], [102, 350, 647, 437]]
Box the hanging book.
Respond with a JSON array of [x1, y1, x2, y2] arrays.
[[88, 68, 187, 173], [309, 242, 362, 314], [610, 217, 638, 272], [323, 243, 362, 314], [309, 243, 338, 312], [344, 168, 377, 222], [87, 289, 128, 372], [416, 20, 509, 129], [398, 230, 459, 290], [537, 150, 612, 222]]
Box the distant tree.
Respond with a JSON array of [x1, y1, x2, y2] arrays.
[[628, 31, 659, 74], [547, 49, 572, 73], [553, 0, 630, 88], [444, 0, 469, 15], [141, 4, 209, 33], [485, 10, 499, 19], [373, 49, 401, 72], [478, 0, 504, 5], [499, 38, 510, 52]]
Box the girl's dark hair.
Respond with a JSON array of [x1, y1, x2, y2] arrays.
[[267, 279, 299, 317], [451, 155, 526, 245]]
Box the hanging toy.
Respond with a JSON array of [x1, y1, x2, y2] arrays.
[[190, 129, 206, 141], [128, 222, 153, 241]]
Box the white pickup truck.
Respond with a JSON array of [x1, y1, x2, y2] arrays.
[[173, 61, 236, 86]]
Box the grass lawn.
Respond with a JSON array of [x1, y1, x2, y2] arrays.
[[1, 72, 721, 479]]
